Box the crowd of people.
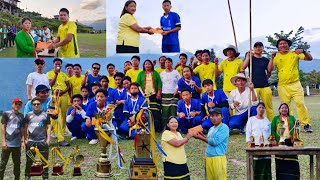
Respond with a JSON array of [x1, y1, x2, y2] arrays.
[[0, 38, 314, 179], [0, 24, 16, 51]]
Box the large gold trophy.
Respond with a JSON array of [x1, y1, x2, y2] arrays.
[[293, 119, 304, 147], [26, 147, 46, 176], [94, 104, 115, 178], [129, 90, 157, 180], [278, 120, 286, 147]]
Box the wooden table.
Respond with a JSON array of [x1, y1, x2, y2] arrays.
[[246, 146, 320, 180]]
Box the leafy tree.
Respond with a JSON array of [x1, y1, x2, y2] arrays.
[[266, 26, 311, 86]]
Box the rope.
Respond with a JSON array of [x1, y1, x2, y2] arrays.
[[227, 0, 238, 50]]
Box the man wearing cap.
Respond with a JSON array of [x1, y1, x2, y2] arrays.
[[228, 73, 258, 132], [47, 58, 70, 146], [26, 58, 50, 101], [242, 42, 274, 121], [216, 45, 243, 97], [270, 38, 313, 132], [24, 85, 51, 116], [0, 98, 24, 180]]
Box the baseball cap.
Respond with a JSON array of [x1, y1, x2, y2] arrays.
[[209, 108, 222, 116], [35, 85, 50, 94], [253, 42, 264, 47], [12, 98, 22, 103]]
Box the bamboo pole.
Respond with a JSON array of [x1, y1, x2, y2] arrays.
[[248, 0, 253, 118], [227, 0, 238, 50]]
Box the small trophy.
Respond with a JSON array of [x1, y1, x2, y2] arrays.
[[249, 136, 255, 148], [51, 147, 64, 176], [268, 136, 275, 147], [278, 120, 286, 147], [72, 146, 84, 176], [259, 135, 264, 147], [26, 147, 45, 176], [94, 104, 115, 178], [293, 120, 304, 147]]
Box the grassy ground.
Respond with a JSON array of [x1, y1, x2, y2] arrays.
[[0, 33, 106, 58], [1, 96, 319, 179]]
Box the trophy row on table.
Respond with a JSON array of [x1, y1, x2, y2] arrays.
[[248, 119, 304, 148]]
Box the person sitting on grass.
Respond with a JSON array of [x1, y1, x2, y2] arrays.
[[176, 88, 202, 134], [201, 79, 229, 130], [193, 108, 229, 180], [66, 94, 87, 141], [161, 116, 192, 180], [228, 73, 258, 133], [118, 83, 146, 138], [0, 98, 25, 180]]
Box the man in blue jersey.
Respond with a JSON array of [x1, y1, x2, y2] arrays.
[[160, 0, 181, 53], [83, 63, 102, 98]]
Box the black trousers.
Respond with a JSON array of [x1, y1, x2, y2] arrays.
[[25, 141, 49, 179], [0, 147, 21, 180], [116, 45, 139, 53]]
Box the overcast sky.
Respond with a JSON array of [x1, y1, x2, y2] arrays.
[[107, 0, 319, 53], [19, 0, 106, 21]]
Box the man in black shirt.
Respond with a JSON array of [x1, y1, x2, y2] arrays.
[[242, 42, 274, 121]]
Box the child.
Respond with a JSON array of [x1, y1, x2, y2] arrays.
[[193, 108, 229, 180], [0, 98, 24, 180]]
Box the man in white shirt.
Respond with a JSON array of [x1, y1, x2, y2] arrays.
[[228, 73, 258, 132], [26, 58, 50, 100], [43, 25, 51, 42]]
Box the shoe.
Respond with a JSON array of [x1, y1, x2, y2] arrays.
[[304, 124, 313, 133], [64, 131, 72, 137], [239, 129, 246, 135], [25, 176, 31, 180], [59, 140, 70, 147], [89, 139, 98, 145], [70, 137, 77, 141]]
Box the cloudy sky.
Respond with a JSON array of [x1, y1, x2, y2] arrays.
[[107, 0, 319, 55], [19, 0, 106, 21]]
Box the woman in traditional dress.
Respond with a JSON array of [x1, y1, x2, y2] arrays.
[[116, 0, 153, 53], [161, 116, 191, 180], [271, 103, 300, 179], [15, 18, 43, 57], [160, 58, 180, 127], [177, 66, 202, 100], [246, 102, 271, 180], [136, 60, 162, 132]]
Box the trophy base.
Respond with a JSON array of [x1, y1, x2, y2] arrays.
[[29, 164, 45, 176], [52, 164, 64, 176], [294, 140, 304, 147], [129, 156, 157, 180], [95, 159, 113, 178], [249, 143, 255, 148], [73, 167, 82, 176]]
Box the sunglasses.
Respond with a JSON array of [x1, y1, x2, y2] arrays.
[[92, 67, 100, 70], [36, 63, 45, 65], [32, 103, 41, 106], [15, 103, 22, 106]]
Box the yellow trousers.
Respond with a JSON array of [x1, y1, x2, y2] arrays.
[[51, 94, 68, 142], [278, 81, 311, 126], [206, 156, 227, 180], [255, 87, 274, 121]]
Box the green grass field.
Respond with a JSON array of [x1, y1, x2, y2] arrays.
[[0, 33, 106, 58], [1, 96, 319, 179]]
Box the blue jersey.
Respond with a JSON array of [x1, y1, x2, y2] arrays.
[[201, 90, 228, 112], [160, 11, 181, 45], [123, 96, 146, 117], [88, 88, 113, 105], [85, 101, 109, 119], [66, 105, 87, 124], [178, 76, 201, 99], [177, 98, 201, 119], [87, 74, 102, 97], [108, 88, 128, 119]]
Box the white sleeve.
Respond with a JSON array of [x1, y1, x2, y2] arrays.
[[66, 114, 74, 123], [79, 109, 86, 119], [26, 73, 33, 85], [228, 91, 235, 109], [245, 118, 252, 142]]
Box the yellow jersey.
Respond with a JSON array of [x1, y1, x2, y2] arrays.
[[193, 62, 217, 89], [155, 67, 165, 75], [57, 21, 80, 58], [274, 51, 305, 86], [116, 13, 139, 47], [47, 70, 69, 94], [108, 75, 116, 88], [69, 75, 85, 95], [125, 68, 142, 82], [218, 58, 243, 91]]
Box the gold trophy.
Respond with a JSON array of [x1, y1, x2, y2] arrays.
[[72, 146, 84, 176], [249, 136, 255, 148], [259, 135, 264, 147], [278, 120, 286, 147], [94, 104, 115, 178], [46, 89, 60, 119], [293, 119, 304, 147], [51, 147, 64, 176], [26, 147, 45, 176], [268, 136, 276, 147]]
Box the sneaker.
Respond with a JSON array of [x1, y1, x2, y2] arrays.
[[70, 137, 78, 141], [59, 140, 70, 147], [304, 124, 313, 133], [89, 139, 98, 145], [64, 131, 72, 137]]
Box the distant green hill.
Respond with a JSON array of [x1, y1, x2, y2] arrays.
[[0, 11, 93, 33]]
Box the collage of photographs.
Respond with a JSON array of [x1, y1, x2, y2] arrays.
[[0, 0, 320, 179]]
